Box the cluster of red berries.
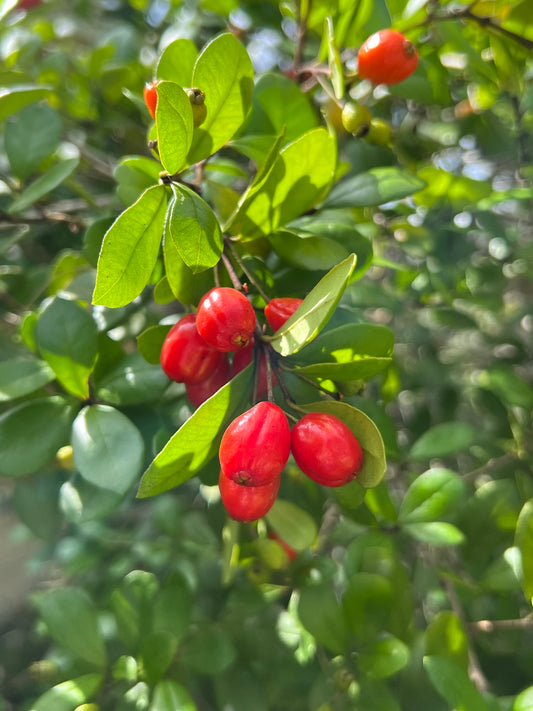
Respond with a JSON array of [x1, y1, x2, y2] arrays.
[[160, 287, 364, 524]]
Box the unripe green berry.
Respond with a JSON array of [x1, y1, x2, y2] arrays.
[[186, 87, 207, 127], [341, 102, 372, 137], [365, 118, 393, 146]]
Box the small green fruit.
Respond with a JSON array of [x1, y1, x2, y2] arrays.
[[366, 118, 393, 146], [341, 102, 372, 137], [186, 87, 207, 127]]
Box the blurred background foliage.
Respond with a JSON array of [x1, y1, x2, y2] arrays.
[[0, 0, 532, 709]]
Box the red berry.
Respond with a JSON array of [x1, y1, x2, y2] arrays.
[[357, 30, 418, 86], [18, 0, 42, 8], [232, 340, 276, 399], [220, 402, 291, 486], [219, 471, 280, 522], [264, 297, 303, 332], [160, 314, 225, 385], [186, 356, 231, 408], [196, 287, 256, 352], [143, 80, 159, 119], [291, 412, 364, 487]]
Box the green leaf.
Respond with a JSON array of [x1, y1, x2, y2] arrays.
[[96, 352, 169, 406], [515, 499, 533, 605], [0, 358, 55, 401], [140, 631, 178, 684], [265, 499, 318, 551], [71, 405, 145, 495], [8, 157, 79, 214], [424, 656, 490, 711], [111, 570, 158, 649], [268, 254, 357, 356], [403, 522, 465, 546], [163, 239, 216, 305], [478, 367, 533, 410], [181, 625, 236, 674], [297, 401, 387, 488], [269, 229, 350, 271], [398, 468, 465, 524], [28, 674, 102, 711], [137, 366, 253, 497], [151, 680, 197, 711], [156, 81, 194, 174], [359, 636, 410, 679], [297, 584, 348, 654], [231, 128, 337, 238], [137, 325, 172, 365], [324, 167, 426, 208], [93, 185, 167, 308], [410, 422, 475, 460], [188, 33, 254, 163], [343, 573, 393, 642], [164, 184, 223, 274], [0, 397, 75, 477], [153, 574, 192, 643], [425, 611, 469, 671], [13, 472, 62, 541], [114, 155, 161, 205], [35, 297, 98, 399], [0, 84, 53, 122], [326, 17, 344, 100], [33, 587, 107, 667], [156, 38, 198, 85], [514, 686, 533, 711], [5, 103, 62, 180]]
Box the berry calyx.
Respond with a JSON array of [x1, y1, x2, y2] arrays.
[[219, 471, 280, 522], [143, 80, 160, 119], [232, 340, 276, 399], [160, 314, 226, 385], [341, 102, 372, 137], [196, 287, 256, 352], [185, 87, 207, 128], [357, 30, 418, 86], [291, 412, 364, 487], [264, 297, 303, 332], [220, 401, 291, 486], [186, 356, 231, 408]]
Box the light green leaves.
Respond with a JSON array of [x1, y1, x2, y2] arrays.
[[266, 500, 318, 551], [71, 405, 145, 496], [188, 33, 254, 164], [297, 401, 387, 489], [268, 254, 357, 356], [424, 656, 491, 711], [137, 367, 253, 497], [324, 167, 427, 208], [151, 680, 197, 711], [155, 81, 194, 174], [8, 158, 79, 214], [410, 422, 475, 460], [0, 84, 53, 122], [93, 185, 167, 308], [164, 184, 223, 274], [28, 674, 102, 711], [399, 468, 466, 524], [35, 297, 98, 399], [156, 38, 198, 85]]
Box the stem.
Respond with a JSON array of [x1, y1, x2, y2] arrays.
[[222, 518, 240, 586], [468, 616, 533, 634], [223, 236, 270, 302], [293, 0, 312, 71], [220, 249, 244, 291]]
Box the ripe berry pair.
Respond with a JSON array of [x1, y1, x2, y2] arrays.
[[218, 402, 364, 522]]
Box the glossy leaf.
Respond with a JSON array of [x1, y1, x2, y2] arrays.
[[28, 674, 102, 711], [0, 84, 53, 122], [96, 352, 169, 406], [151, 680, 197, 711], [93, 185, 167, 308], [188, 33, 254, 163], [114, 155, 161, 205], [0, 397, 75, 477], [269, 229, 350, 271], [358, 636, 410, 679], [137, 366, 253, 497], [297, 401, 386, 488], [515, 499, 533, 605], [35, 297, 98, 399], [137, 324, 172, 365], [268, 254, 357, 356], [5, 103, 61, 180], [403, 522, 465, 546], [163, 241, 215, 304], [265, 499, 318, 551], [514, 686, 533, 711], [8, 158, 79, 214], [425, 611, 469, 671], [156, 81, 194, 174], [141, 631, 178, 684], [164, 184, 223, 274], [410, 422, 475, 460], [297, 584, 348, 654], [0, 358, 55, 401], [399, 468, 465, 523], [324, 167, 426, 208], [71, 405, 145, 495], [156, 38, 198, 84], [33, 587, 107, 667], [424, 656, 490, 711]]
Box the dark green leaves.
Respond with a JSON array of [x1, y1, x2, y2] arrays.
[[0, 85, 53, 122], [0, 358, 55, 401], [268, 254, 357, 356], [516, 499, 533, 605], [424, 656, 490, 711], [324, 167, 427, 208], [188, 33, 254, 164], [93, 185, 167, 308], [164, 184, 223, 274], [410, 422, 475, 460], [5, 103, 61, 179], [71, 405, 145, 495], [155, 81, 194, 175], [8, 158, 79, 214], [398, 468, 466, 523], [137, 367, 253, 497], [298, 584, 348, 654]]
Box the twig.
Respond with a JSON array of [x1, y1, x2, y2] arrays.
[[223, 236, 270, 303], [292, 0, 312, 71], [468, 616, 533, 635]]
